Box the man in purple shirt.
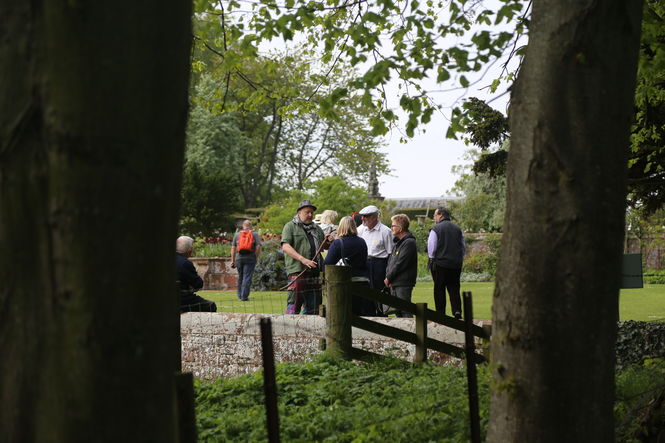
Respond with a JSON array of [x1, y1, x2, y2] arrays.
[[427, 207, 465, 319]]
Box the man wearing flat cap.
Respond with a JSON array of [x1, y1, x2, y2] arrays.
[[357, 205, 393, 307], [281, 199, 331, 314]]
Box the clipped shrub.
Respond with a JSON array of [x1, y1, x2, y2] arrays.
[[416, 254, 494, 281], [251, 239, 287, 291], [643, 269, 665, 284], [616, 321, 665, 369], [417, 253, 430, 278], [193, 237, 232, 257], [463, 252, 498, 276], [461, 272, 493, 282], [410, 224, 432, 253]]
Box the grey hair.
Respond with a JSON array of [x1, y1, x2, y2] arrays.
[[176, 236, 194, 254], [391, 213, 410, 230], [320, 209, 339, 225]]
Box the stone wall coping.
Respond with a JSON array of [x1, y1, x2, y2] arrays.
[[181, 312, 490, 343]]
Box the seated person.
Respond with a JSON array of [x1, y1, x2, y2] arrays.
[[176, 236, 217, 313]]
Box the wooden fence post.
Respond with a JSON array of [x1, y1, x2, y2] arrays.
[[463, 291, 481, 443], [260, 318, 281, 443], [324, 264, 353, 360], [175, 284, 183, 372], [415, 302, 428, 363]]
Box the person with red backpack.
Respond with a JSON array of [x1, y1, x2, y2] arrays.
[[231, 220, 262, 301]]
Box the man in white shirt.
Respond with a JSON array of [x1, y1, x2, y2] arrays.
[[357, 205, 394, 297]]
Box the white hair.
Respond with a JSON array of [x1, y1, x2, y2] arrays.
[[176, 236, 194, 254]]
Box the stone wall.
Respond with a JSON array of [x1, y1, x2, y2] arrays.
[[181, 313, 490, 379], [189, 257, 237, 290], [626, 236, 665, 270]]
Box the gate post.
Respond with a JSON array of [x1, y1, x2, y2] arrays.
[[324, 265, 353, 360]]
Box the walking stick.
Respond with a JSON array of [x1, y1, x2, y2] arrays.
[[279, 240, 328, 290]]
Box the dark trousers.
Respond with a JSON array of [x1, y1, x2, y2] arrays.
[[285, 272, 322, 315], [180, 291, 217, 313], [236, 258, 256, 300], [431, 265, 462, 316], [391, 286, 414, 318], [367, 258, 388, 316], [351, 281, 377, 316], [367, 258, 388, 290]]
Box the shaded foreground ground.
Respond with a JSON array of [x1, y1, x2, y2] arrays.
[[201, 282, 665, 321]]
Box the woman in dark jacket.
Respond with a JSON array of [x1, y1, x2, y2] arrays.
[[384, 214, 417, 317], [324, 216, 375, 316]]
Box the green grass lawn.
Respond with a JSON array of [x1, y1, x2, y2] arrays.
[[200, 282, 665, 322]]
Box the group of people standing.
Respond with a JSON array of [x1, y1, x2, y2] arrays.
[[281, 200, 465, 319], [175, 199, 465, 318]]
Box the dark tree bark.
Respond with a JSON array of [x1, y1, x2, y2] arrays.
[[487, 0, 643, 441], [0, 2, 191, 441]]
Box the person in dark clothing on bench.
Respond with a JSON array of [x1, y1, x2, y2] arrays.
[[176, 236, 216, 313]]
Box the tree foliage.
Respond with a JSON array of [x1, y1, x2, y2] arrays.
[[180, 163, 242, 235], [628, 0, 665, 213], [188, 23, 390, 208], [258, 176, 387, 233], [449, 150, 506, 233], [193, 0, 528, 137], [454, 1, 665, 215]]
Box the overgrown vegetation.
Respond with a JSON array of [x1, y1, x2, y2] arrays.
[[195, 356, 491, 442], [194, 355, 665, 442], [615, 358, 665, 442]]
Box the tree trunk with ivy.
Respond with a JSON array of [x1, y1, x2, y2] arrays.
[[0, 2, 191, 441], [487, 1, 643, 441]]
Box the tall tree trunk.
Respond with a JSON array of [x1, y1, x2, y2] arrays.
[[0, 2, 191, 441], [487, 1, 642, 441]]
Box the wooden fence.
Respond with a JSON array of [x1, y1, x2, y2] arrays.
[[323, 265, 490, 442], [323, 265, 490, 364]]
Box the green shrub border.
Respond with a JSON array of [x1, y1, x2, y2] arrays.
[[616, 321, 665, 369]]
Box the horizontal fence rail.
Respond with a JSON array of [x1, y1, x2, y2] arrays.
[[323, 265, 489, 365]]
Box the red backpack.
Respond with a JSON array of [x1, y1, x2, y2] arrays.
[[237, 230, 255, 253]]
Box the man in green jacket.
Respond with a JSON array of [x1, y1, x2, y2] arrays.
[[281, 199, 329, 314]]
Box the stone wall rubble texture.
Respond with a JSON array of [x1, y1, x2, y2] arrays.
[[181, 313, 489, 379]]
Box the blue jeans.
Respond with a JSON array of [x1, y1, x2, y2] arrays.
[[237, 258, 256, 300]]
